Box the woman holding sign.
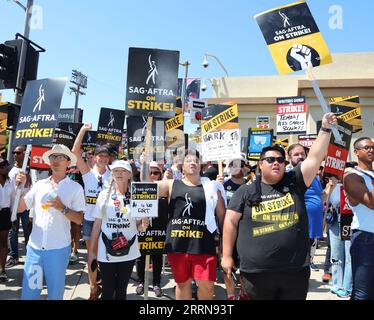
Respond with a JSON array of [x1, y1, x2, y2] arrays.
[[88, 160, 149, 300]]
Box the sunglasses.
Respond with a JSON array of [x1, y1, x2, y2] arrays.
[[48, 155, 69, 161], [12, 151, 23, 155], [150, 171, 161, 176], [260, 156, 286, 164], [356, 145, 374, 151]]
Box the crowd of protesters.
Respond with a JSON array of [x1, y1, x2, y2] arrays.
[[0, 113, 374, 300]]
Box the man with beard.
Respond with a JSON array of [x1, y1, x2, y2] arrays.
[[287, 144, 324, 271]]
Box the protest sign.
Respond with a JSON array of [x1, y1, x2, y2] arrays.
[[339, 186, 353, 240], [82, 130, 97, 152], [0, 107, 7, 146], [58, 108, 83, 123], [125, 47, 179, 118], [247, 128, 273, 160], [126, 116, 165, 162], [273, 137, 289, 149], [165, 108, 184, 163], [137, 200, 168, 255], [201, 103, 241, 162], [276, 96, 307, 135], [96, 107, 125, 146], [14, 78, 67, 146], [255, 0, 332, 74], [256, 115, 270, 129], [330, 96, 362, 133], [323, 120, 353, 180], [57, 122, 83, 137], [30, 146, 50, 170], [298, 134, 317, 148], [131, 182, 158, 218]]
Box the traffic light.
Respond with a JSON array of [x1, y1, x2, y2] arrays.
[[0, 38, 40, 91], [190, 99, 207, 124], [0, 40, 21, 89]]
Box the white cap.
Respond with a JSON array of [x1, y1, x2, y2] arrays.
[[109, 160, 132, 172], [149, 161, 162, 171]]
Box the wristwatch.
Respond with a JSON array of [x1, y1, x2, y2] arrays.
[[62, 206, 69, 215], [320, 127, 331, 133]]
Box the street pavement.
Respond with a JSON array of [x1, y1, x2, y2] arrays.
[[0, 239, 347, 300]]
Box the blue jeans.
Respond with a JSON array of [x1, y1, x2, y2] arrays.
[[22, 244, 71, 300], [329, 221, 352, 293], [8, 210, 30, 260], [350, 229, 374, 300]]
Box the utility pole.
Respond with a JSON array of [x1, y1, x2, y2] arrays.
[[69, 69, 87, 122], [7, 0, 33, 162]]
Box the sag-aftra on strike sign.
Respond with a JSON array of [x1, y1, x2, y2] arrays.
[[14, 78, 67, 146], [125, 47, 179, 119]]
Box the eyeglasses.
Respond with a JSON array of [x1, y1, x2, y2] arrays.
[[48, 155, 69, 161], [12, 151, 23, 155], [260, 156, 286, 164], [150, 171, 161, 176], [356, 145, 374, 152]]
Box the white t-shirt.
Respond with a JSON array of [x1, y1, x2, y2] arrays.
[[82, 169, 110, 221], [92, 189, 140, 263], [24, 176, 86, 250], [0, 179, 15, 209]]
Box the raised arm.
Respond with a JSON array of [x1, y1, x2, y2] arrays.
[[301, 112, 337, 187], [343, 172, 374, 210], [72, 123, 92, 175]]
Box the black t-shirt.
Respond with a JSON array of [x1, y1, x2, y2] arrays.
[[228, 164, 310, 273], [164, 180, 215, 255], [224, 179, 243, 205]]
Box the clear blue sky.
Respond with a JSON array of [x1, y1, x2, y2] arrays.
[[1, 0, 373, 128]]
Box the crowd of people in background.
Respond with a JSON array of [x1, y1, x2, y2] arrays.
[[0, 113, 374, 300]]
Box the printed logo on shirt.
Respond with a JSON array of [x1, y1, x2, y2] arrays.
[[181, 193, 193, 216], [85, 196, 98, 205], [251, 193, 299, 237]]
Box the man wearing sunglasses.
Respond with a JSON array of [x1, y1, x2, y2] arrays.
[[222, 112, 337, 300], [343, 137, 374, 300], [15, 144, 85, 300], [6, 146, 31, 269]]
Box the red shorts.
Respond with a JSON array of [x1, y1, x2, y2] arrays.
[[167, 252, 217, 283]]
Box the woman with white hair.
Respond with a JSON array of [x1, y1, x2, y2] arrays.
[[88, 160, 149, 300]]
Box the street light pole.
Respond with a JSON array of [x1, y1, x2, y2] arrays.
[[202, 53, 229, 77]]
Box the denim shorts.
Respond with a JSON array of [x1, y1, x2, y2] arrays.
[[82, 219, 95, 240]]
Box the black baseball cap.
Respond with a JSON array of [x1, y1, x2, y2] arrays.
[[94, 145, 110, 155], [260, 145, 286, 160]]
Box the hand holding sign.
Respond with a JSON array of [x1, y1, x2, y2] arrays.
[[321, 112, 337, 130], [15, 171, 27, 187]]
